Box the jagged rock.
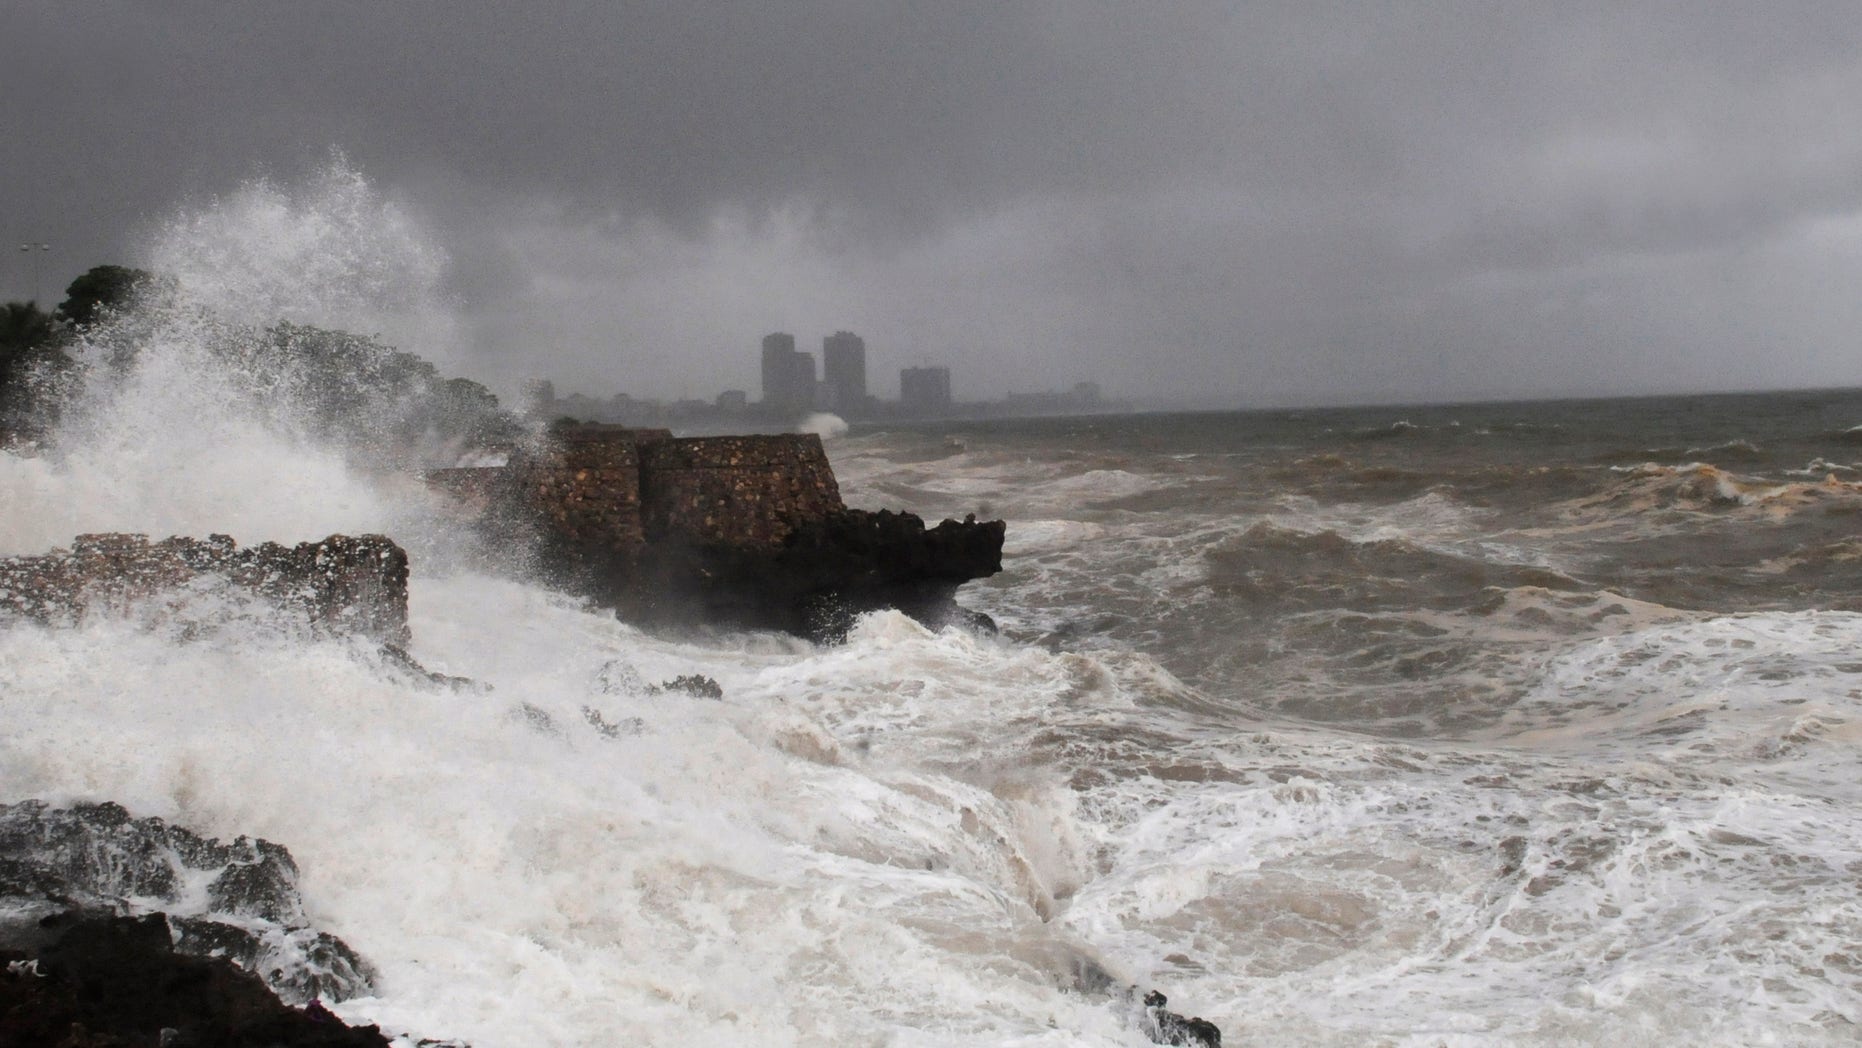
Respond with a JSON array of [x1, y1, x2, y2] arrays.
[[592, 662, 723, 700], [0, 801, 375, 1005], [1052, 951, 1222, 1047], [593, 659, 648, 695], [659, 674, 722, 699], [0, 533, 410, 646], [512, 703, 559, 734], [428, 425, 1004, 641], [1141, 990, 1223, 1048], [576, 503, 1004, 641], [580, 707, 644, 738], [0, 913, 391, 1047], [374, 643, 482, 692]]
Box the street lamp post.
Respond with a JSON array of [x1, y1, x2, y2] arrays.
[[18, 242, 50, 305]]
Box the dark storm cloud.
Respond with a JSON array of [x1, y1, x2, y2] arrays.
[[7, 2, 1862, 404]]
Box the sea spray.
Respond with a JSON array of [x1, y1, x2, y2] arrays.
[[0, 582, 1175, 1045], [145, 157, 450, 353], [0, 159, 493, 560], [0, 160, 1168, 1045], [9, 161, 1862, 1045]]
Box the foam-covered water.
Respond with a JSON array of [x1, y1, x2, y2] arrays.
[[7, 165, 1862, 1044]]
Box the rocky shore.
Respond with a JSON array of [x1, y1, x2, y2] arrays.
[[0, 914, 395, 1048], [0, 802, 402, 1047], [0, 533, 409, 646], [0, 428, 1003, 646], [0, 431, 1231, 1046]]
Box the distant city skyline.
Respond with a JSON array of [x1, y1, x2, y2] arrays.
[[527, 328, 1120, 426]]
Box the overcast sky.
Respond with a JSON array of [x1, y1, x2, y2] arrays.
[[6, 2, 1862, 406]]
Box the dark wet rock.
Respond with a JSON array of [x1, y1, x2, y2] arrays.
[[167, 920, 372, 1013], [659, 674, 723, 699], [429, 425, 1003, 642], [1059, 953, 1222, 1048], [512, 703, 559, 734], [0, 913, 391, 1047], [205, 859, 299, 923], [595, 661, 723, 699], [1141, 990, 1223, 1048], [586, 505, 1004, 642], [0, 801, 374, 1005], [580, 707, 644, 738], [0, 533, 410, 646], [375, 643, 482, 692], [594, 659, 648, 695], [581, 664, 716, 735]]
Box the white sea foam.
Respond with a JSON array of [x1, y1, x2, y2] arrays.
[[1492, 611, 1862, 782], [1002, 519, 1108, 557], [10, 580, 1862, 1045], [0, 580, 1169, 1046], [796, 412, 849, 439]]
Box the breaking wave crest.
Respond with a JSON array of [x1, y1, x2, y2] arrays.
[[0, 159, 496, 558]]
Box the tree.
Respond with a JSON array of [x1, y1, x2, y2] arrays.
[[0, 300, 56, 356], [0, 301, 74, 429], [56, 265, 153, 329], [225, 322, 519, 462]]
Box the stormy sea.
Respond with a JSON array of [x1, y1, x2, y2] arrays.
[[6, 170, 1862, 1047]]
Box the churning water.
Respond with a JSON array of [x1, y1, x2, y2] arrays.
[[6, 165, 1862, 1046]]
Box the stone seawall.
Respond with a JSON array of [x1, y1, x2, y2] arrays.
[[638, 434, 844, 546], [0, 533, 411, 645], [428, 425, 1002, 638], [511, 424, 658, 557]]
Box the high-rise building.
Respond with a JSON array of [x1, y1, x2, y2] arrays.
[[822, 331, 867, 413], [791, 350, 817, 409], [761, 332, 795, 404], [899, 366, 952, 416], [760, 333, 816, 413]]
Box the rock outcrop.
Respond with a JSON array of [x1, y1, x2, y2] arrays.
[[430, 425, 1004, 640], [0, 913, 393, 1047], [0, 801, 375, 1006], [1141, 989, 1223, 1047], [0, 533, 410, 645]]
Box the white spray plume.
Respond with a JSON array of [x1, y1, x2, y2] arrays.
[[797, 412, 848, 439], [0, 157, 467, 555]]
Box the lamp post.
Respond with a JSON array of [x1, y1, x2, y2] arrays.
[[18, 242, 50, 306]]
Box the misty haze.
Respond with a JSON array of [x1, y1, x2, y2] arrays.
[[9, 4, 1862, 408], [5, 5, 1862, 1047]]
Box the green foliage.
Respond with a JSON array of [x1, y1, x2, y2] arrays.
[[56, 265, 154, 329], [0, 300, 57, 355], [0, 301, 75, 428], [230, 322, 520, 460], [8, 261, 520, 462]]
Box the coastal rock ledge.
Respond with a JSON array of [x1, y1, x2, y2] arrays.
[[0, 800, 396, 1046], [0, 533, 410, 645], [429, 424, 1006, 640]]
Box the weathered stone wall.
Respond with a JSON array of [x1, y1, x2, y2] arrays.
[[506, 425, 654, 555], [419, 424, 1001, 638], [639, 434, 845, 547], [0, 533, 410, 645], [486, 427, 847, 552]]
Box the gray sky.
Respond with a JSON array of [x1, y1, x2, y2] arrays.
[[6, 1, 1862, 406]]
